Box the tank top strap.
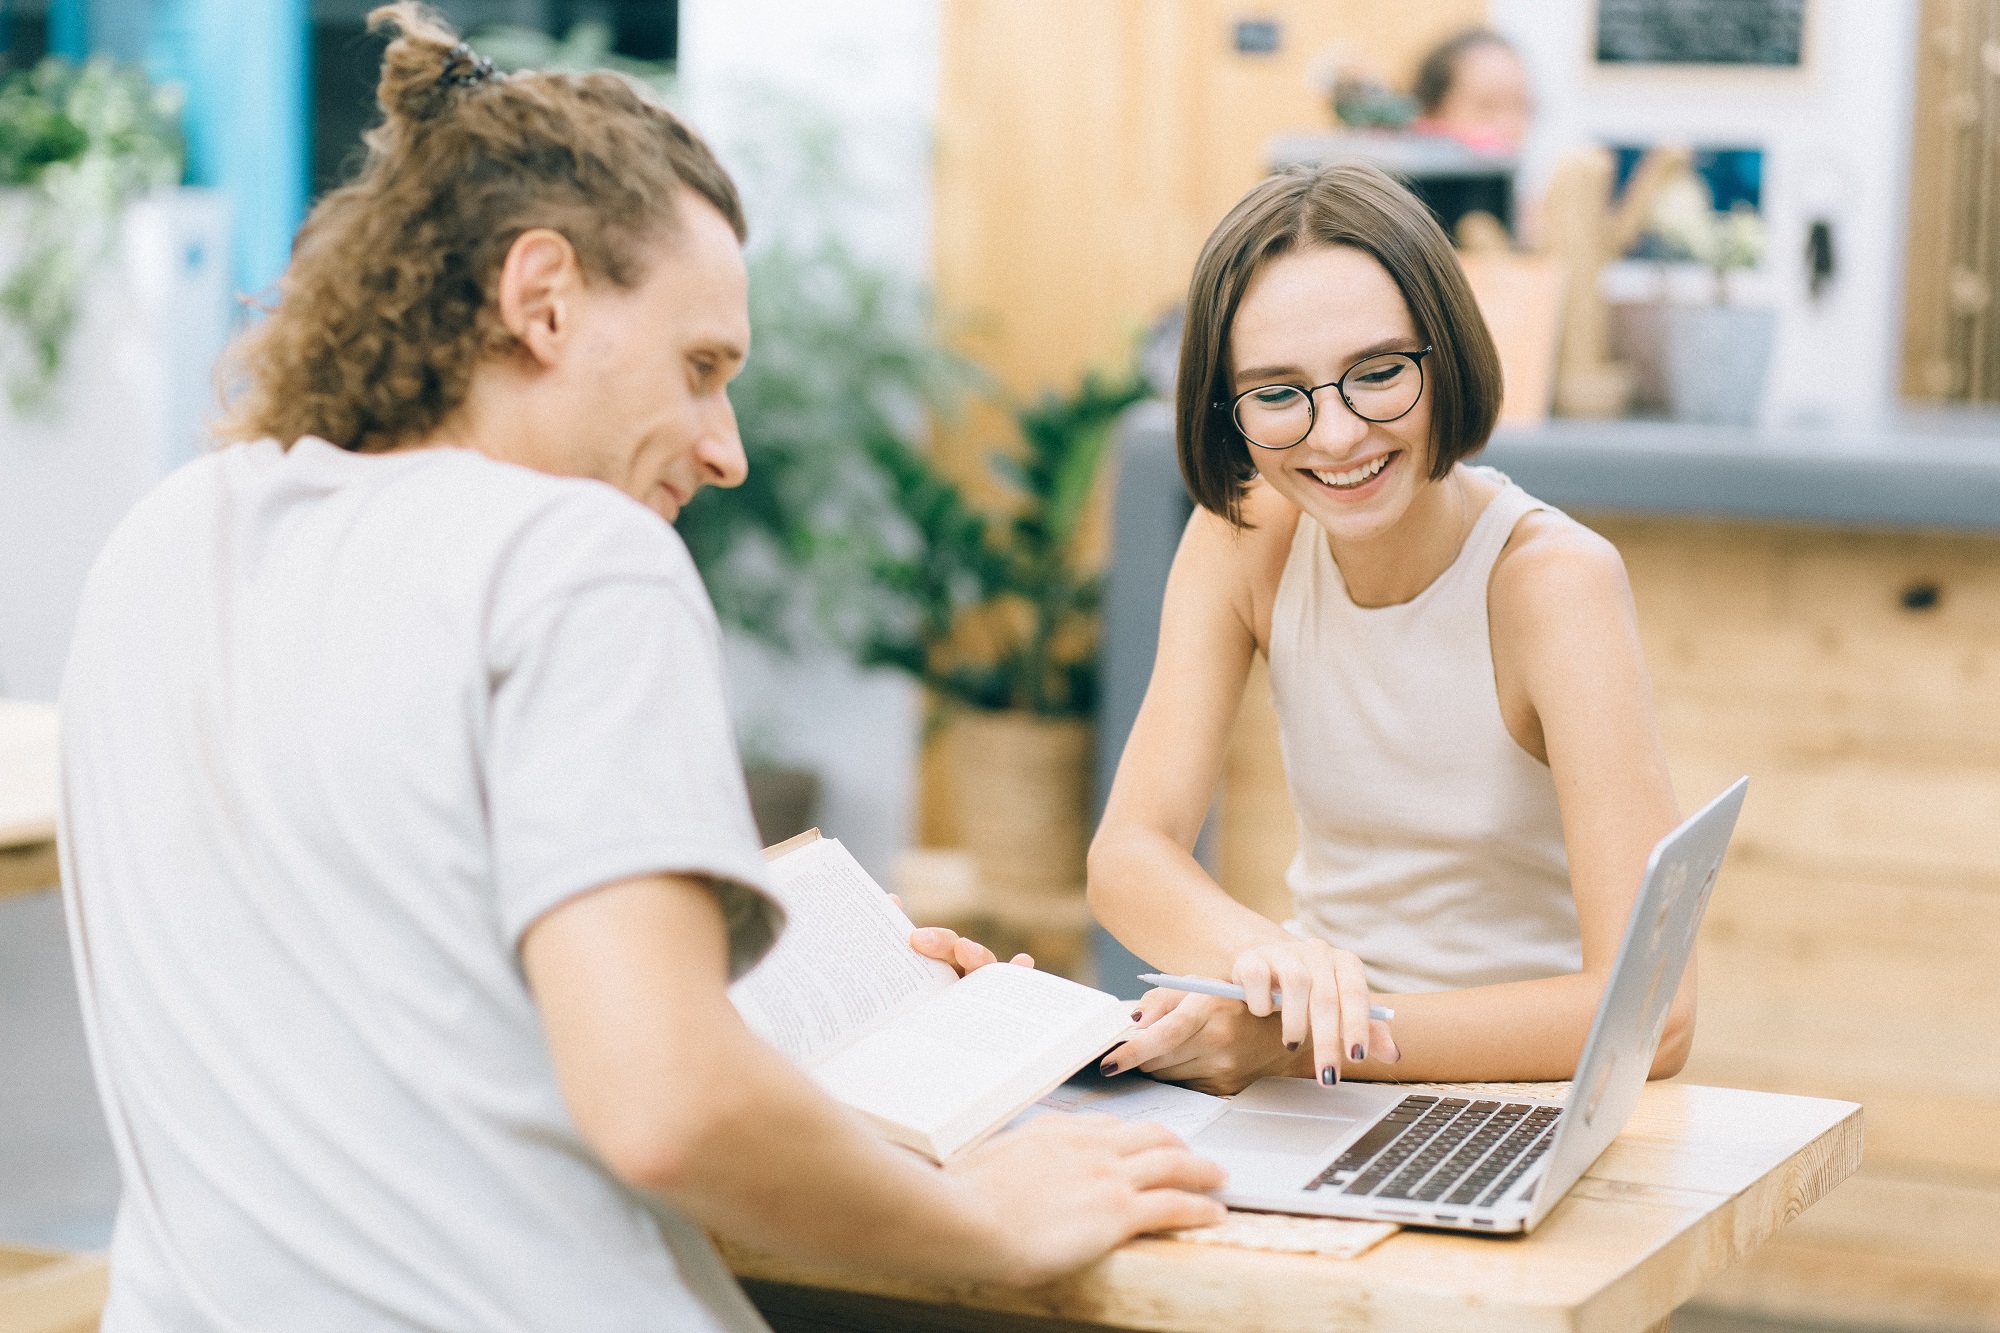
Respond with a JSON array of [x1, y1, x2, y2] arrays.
[[1448, 468, 1549, 593]]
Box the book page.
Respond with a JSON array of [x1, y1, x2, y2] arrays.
[[811, 961, 1130, 1156], [730, 837, 956, 1065]]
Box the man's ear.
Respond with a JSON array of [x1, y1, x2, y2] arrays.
[[496, 228, 581, 368]]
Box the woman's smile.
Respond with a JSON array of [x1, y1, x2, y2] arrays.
[[1301, 449, 1399, 498]]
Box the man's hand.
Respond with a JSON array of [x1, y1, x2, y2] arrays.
[[907, 922, 1034, 976], [945, 1114, 1226, 1284]]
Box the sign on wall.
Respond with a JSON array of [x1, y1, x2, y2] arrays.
[[1595, 0, 1806, 66]]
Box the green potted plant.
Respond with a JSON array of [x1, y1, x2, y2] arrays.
[[471, 31, 963, 844], [0, 55, 184, 410], [674, 235, 965, 843], [856, 367, 1149, 907]]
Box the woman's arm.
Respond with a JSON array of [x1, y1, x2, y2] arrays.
[[1090, 494, 1388, 1087], [1306, 513, 1688, 1084], [1087, 503, 1282, 973]]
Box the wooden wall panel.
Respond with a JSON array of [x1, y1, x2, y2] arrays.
[[933, 0, 1490, 427], [1217, 656, 1298, 923], [924, 0, 1486, 845], [1212, 514, 2000, 1328]]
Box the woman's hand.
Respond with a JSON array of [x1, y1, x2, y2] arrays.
[[1102, 938, 1398, 1094], [1101, 990, 1301, 1094], [908, 924, 1034, 977]]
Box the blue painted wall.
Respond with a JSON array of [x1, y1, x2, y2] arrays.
[[144, 0, 309, 302], [48, 0, 89, 58], [40, 0, 310, 305]]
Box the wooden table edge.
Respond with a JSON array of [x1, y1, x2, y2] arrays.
[[0, 837, 59, 900], [1571, 1095, 1864, 1333], [721, 1085, 1866, 1333]]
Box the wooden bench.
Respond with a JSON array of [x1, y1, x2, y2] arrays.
[[0, 1247, 105, 1333]]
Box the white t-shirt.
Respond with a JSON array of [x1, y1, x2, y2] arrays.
[[58, 437, 785, 1333]]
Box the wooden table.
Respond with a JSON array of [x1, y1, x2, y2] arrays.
[[0, 700, 60, 899], [0, 1244, 105, 1333], [724, 1081, 1862, 1333]]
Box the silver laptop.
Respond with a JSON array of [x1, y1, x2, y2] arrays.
[[1173, 777, 1747, 1235]]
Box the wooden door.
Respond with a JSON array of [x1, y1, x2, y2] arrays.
[[1901, 0, 2000, 400]]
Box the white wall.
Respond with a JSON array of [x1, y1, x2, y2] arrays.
[[1492, 0, 1918, 428], [0, 191, 231, 702], [678, 0, 942, 880]]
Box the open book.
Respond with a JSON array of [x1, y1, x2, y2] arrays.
[[731, 830, 1135, 1162]]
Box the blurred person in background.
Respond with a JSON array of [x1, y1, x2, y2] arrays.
[[1410, 28, 1533, 157], [55, 6, 1222, 1329]]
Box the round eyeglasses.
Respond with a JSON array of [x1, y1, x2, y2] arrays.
[[1219, 346, 1434, 450]]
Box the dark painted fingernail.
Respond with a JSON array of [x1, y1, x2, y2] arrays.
[[1100, 1060, 1119, 1076], [1320, 1066, 1338, 1086], [1131, 1009, 1144, 1021], [1284, 1040, 1300, 1051], [1351, 1044, 1366, 1062]]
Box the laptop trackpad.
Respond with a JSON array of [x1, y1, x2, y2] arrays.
[[1192, 1109, 1356, 1159]]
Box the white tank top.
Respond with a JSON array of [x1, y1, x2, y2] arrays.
[[1267, 467, 1580, 994]]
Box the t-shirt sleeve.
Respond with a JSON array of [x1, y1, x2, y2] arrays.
[[483, 496, 782, 978]]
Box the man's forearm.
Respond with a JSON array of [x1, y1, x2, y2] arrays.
[[646, 1019, 1018, 1282], [525, 874, 1019, 1282]]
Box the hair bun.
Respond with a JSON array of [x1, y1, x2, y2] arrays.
[[367, 3, 479, 127]]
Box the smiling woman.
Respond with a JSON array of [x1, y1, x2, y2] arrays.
[[1088, 161, 1685, 1096]]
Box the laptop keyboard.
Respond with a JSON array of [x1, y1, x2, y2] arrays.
[[1305, 1095, 1563, 1209]]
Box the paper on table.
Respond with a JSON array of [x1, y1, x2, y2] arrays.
[[1170, 1210, 1397, 1259], [1012, 1066, 1232, 1142], [730, 837, 955, 1065]]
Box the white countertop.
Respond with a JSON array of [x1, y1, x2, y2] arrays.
[[0, 700, 58, 848]]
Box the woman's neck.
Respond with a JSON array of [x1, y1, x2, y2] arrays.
[[1327, 465, 1487, 608]]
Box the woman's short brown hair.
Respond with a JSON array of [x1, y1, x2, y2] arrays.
[[219, 2, 744, 454], [1176, 162, 1502, 524]]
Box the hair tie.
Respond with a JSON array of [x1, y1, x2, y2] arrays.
[[438, 42, 499, 89]]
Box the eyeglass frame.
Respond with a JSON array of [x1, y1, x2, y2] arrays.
[[1215, 345, 1435, 450]]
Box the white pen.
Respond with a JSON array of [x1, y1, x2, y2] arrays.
[[1137, 973, 1395, 1021]]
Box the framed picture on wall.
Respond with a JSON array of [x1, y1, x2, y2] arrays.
[[1594, 0, 1806, 67]]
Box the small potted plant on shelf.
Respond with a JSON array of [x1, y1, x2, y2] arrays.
[[1648, 166, 1772, 427]]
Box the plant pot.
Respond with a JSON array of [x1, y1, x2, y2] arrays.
[[1663, 305, 1775, 427], [744, 764, 821, 847], [947, 710, 1092, 901]]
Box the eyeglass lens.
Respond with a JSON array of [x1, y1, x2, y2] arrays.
[[1233, 352, 1424, 448]]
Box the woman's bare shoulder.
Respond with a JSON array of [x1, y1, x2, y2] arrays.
[[1489, 508, 1634, 625], [1177, 479, 1299, 648]]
